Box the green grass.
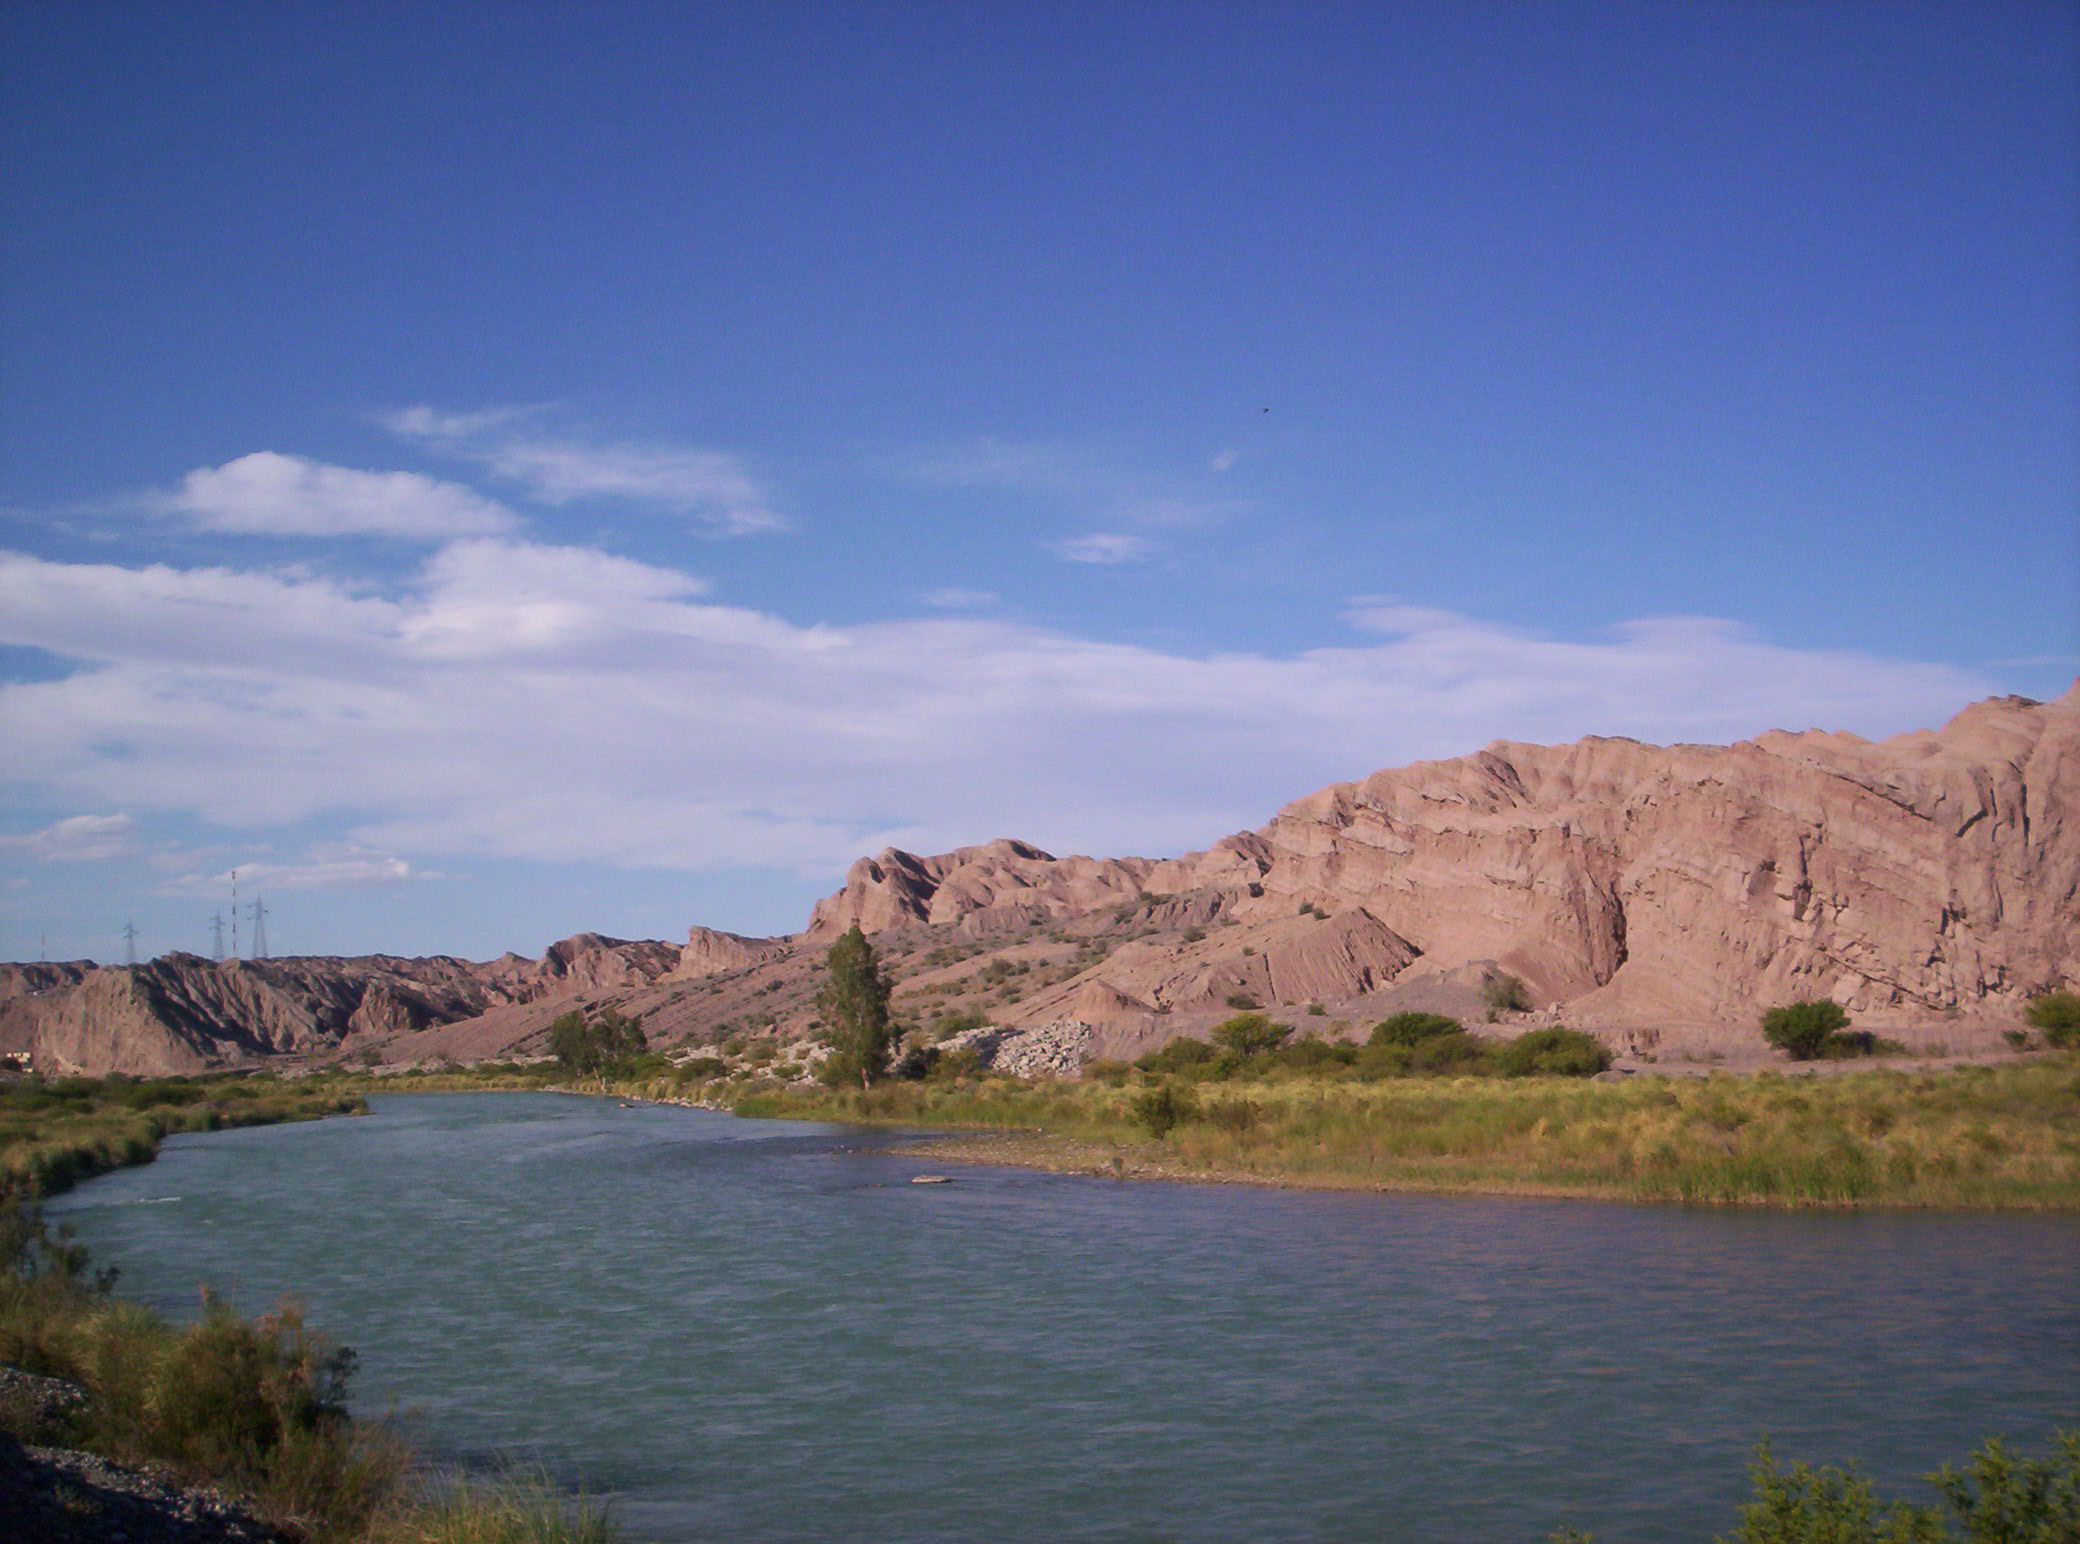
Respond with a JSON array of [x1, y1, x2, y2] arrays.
[[724, 1059, 2080, 1209]]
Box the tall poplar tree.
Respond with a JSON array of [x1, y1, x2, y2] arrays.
[[817, 925, 895, 1089]]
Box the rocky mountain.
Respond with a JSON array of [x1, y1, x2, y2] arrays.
[[6, 686, 2074, 1074]]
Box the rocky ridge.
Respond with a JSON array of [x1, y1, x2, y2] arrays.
[[4, 686, 2074, 1075]]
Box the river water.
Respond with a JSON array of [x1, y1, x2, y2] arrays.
[[48, 1092, 2080, 1544]]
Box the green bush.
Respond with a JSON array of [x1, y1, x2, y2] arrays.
[[1210, 1012, 1289, 1058], [1368, 1012, 1462, 1047], [1494, 1028, 1611, 1078], [1128, 1082, 1198, 1139], [1135, 1036, 1219, 1076], [1761, 999, 1851, 1060], [2024, 991, 2080, 1049]]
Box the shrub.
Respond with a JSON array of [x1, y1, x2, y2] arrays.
[[1494, 1028, 1611, 1078], [2024, 991, 2080, 1049], [1368, 1012, 1462, 1048], [1210, 1012, 1289, 1058], [1128, 1082, 1197, 1139], [1135, 1036, 1218, 1076], [1480, 973, 1530, 1015], [1761, 999, 1852, 1060], [1224, 990, 1261, 1009]]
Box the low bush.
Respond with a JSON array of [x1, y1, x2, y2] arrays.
[[1369, 1012, 1462, 1048], [1128, 1082, 1197, 1139], [1761, 999, 1851, 1060], [1494, 1028, 1611, 1078]]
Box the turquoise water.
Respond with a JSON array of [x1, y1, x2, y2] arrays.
[[49, 1092, 2080, 1544]]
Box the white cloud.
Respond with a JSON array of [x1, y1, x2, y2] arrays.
[[0, 543, 2002, 884], [163, 452, 518, 539], [1210, 448, 1238, 473], [163, 847, 431, 894], [921, 588, 1001, 609], [1053, 533, 1155, 564], [0, 813, 139, 862], [387, 407, 784, 535]]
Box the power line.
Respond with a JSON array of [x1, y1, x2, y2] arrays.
[[249, 895, 269, 960], [212, 912, 225, 961], [123, 920, 138, 966], [230, 870, 239, 958]]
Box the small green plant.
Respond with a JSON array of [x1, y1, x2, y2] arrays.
[[1761, 999, 1852, 1060], [1224, 991, 1261, 1010], [2024, 990, 2080, 1049], [2003, 1029, 2033, 1052]]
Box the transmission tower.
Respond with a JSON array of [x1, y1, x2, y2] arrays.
[[229, 870, 239, 958], [211, 912, 226, 961], [249, 895, 269, 960], [123, 920, 138, 965]]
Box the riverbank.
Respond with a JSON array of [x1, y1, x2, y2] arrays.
[[726, 1059, 2080, 1209], [0, 1074, 369, 1201]]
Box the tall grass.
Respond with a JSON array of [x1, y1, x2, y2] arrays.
[[729, 1060, 2080, 1209]]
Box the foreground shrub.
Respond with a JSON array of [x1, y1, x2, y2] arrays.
[[1210, 1012, 1290, 1058], [1553, 1430, 2079, 1542], [1761, 999, 1852, 1060]]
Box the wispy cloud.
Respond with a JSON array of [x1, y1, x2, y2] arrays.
[[907, 439, 1241, 535], [162, 847, 432, 894], [0, 813, 139, 862], [387, 406, 785, 536], [1052, 534, 1155, 565], [921, 587, 1000, 608], [160, 452, 518, 539], [0, 541, 2001, 878]]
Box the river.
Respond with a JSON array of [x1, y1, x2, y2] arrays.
[[48, 1091, 2080, 1543]]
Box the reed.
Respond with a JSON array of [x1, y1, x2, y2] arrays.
[[727, 1060, 2080, 1209]]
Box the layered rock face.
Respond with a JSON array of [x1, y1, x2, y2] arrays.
[[815, 687, 2078, 1031]]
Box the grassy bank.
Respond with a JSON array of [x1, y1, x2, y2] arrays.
[[729, 1059, 2080, 1208], [1, 1073, 370, 1200], [1, 1199, 614, 1543]]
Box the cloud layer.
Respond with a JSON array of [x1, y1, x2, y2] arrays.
[[0, 540, 1997, 880]]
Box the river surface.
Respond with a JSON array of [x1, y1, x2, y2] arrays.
[[49, 1092, 2080, 1544]]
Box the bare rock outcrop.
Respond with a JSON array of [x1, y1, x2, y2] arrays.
[[806, 838, 1154, 938], [671, 926, 790, 979]]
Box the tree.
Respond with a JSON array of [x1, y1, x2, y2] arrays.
[[2023, 991, 2080, 1049], [1210, 1012, 1289, 1058], [1760, 999, 1850, 1060], [548, 1008, 648, 1076], [817, 925, 895, 1089]]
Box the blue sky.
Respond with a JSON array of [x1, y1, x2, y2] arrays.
[[2, 0, 2074, 964]]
